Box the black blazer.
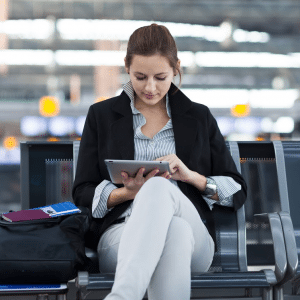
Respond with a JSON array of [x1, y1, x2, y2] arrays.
[[72, 83, 247, 250]]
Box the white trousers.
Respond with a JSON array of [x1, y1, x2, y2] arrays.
[[97, 177, 215, 300]]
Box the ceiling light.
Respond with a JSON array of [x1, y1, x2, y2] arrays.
[[274, 117, 294, 133], [0, 18, 269, 43]]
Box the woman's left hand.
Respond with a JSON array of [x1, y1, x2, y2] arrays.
[[155, 154, 194, 183]]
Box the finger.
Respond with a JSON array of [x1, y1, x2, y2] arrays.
[[161, 171, 172, 179], [155, 157, 164, 161], [155, 155, 171, 161], [160, 171, 169, 178], [145, 168, 160, 179], [121, 172, 128, 180], [169, 160, 180, 174], [135, 167, 145, 179], [170, 167, 179, 175]]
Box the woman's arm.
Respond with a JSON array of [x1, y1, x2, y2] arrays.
[[107, 167, 171, 208], [107, 187, 134, 209], [72, 105, 104, 211], [186, 171, 219, 201], [155, 154, 220, 198]]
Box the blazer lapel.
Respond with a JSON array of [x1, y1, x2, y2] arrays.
[[168, 83, 199, 166], [109, 83, 199, 164], [111, 91, 135, 160]]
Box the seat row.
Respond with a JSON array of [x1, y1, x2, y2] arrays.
[[75, 141, 300, 300], [9, 140, 300, 300]]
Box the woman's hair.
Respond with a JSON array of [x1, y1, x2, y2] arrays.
[[125, 23, 182, 95]]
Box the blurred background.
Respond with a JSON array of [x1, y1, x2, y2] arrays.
[[0, 0, 300, 212]]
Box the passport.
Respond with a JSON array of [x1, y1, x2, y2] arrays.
[[2, 209, 51, 222]]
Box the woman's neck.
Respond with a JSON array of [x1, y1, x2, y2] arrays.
[[134, 95, 167, 113]]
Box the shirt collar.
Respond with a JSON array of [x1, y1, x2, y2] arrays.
[[122, 80, 171, 117]]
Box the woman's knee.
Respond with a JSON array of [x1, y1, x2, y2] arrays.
[[144, 176, 171, 189], [98, 243, 119, 273], [137, 177, 172, 199], [133, 177, 173, 208], [165, 216, 195, 255], [97, 224, 124, 273]]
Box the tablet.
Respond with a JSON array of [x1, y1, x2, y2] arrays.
[[105, 159, 171, 184]]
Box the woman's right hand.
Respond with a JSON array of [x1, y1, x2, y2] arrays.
[[121, 167, 171, 199]]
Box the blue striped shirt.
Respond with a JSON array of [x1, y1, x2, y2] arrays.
[[92, 81, 241, 219]]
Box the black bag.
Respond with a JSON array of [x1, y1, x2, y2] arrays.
[[0, 206, 92, 284]]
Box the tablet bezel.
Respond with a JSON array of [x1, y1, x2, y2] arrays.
[[104, 159, 171, 184]]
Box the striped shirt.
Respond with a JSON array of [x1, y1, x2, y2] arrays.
[[92, 81, 241, 219]]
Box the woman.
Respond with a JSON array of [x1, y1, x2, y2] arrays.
[[72, 23, 247, 300]]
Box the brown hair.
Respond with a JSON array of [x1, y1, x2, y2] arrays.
[[125, 23, 182, 95]]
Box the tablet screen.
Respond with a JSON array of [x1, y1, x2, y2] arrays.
[[105, 159, 170, 184]]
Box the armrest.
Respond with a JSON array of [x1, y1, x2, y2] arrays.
[[84, 247, 100, 273], [76, 271, 89, 288], [277, 211, 298, 285], [254, 213, 287, 283], [85, 247, 98, 259]]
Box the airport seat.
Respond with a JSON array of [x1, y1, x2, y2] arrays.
[[19, 141, 296, 300], [277, 141, 300, 298], [0, 284, 68, 300], [74, 141, 288, 300]]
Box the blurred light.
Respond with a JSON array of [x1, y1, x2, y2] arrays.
[[216, 117, 235, 136], [219, 20, 237, 49], [20, 116, 48, 136], [55, 50, 125, 66], [183, 89, 298, 109], [116, 87, 297, 109], [95, 96, 109, 103], [0, 50, 54, 65], [227, 133, 256, 141], [56, 19, 269, 43], [183, 89, 248, 108], [231, 104, 250, 117], [234, 117, 262, 134], [75, 116, 86, 136], [274, 117, 294, 133], [272, 76, 289, 89], [0, 19, 270, 43], [3, 136, 18, 150], [261, 117, 274, 133], [39, 96, 60, 117], [249, 89, 298, 108], [0, 19, 54, 39], [47, 137, 60, 142], [220, 20, 234, 40], [1, 50, 300, 69], [234, 30, 270, 43], [70, 74, 81, 105], [178, 51, 195, 68], [195, 52, 300, 68], [48, 116, 75, 136], [0, 147, 20, 164]]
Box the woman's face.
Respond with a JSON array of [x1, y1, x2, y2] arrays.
[[125, 54, 180, 108]]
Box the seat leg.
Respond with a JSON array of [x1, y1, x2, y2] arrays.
[[273, 286, 283, 300], [76, 289, 83, 300], [36, 295, 49, 300], [263, 287, 273, 300], [245, 288, 252, 297], [292, 279, 300, 295], [56, 294, 67, 300]]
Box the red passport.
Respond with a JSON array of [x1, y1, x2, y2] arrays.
[[2, 209, 51, 222]]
